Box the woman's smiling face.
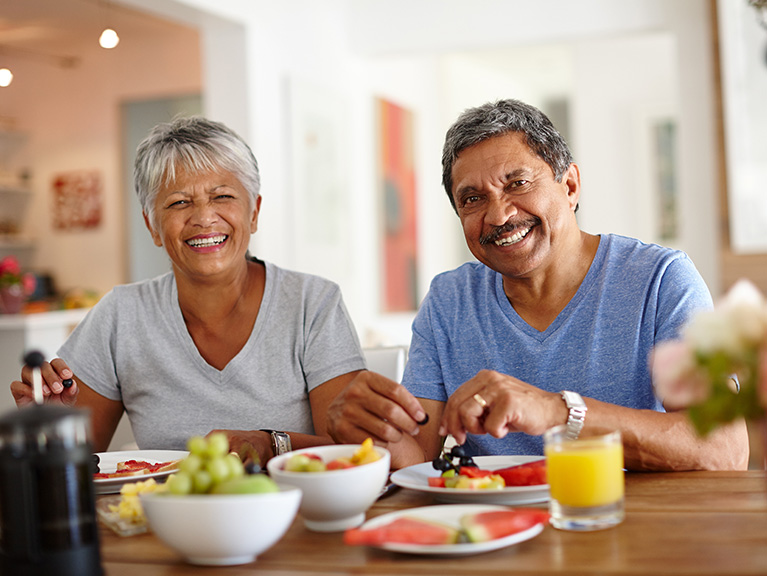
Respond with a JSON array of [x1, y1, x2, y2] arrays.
[[145, 165, 260, 281]]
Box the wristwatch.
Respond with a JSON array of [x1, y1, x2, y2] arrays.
[[560, 391, 588, 440], [260, 429, 293, 456]]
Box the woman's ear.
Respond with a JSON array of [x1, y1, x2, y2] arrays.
[[143, 212, 163, 247], [250, 195, 262, 234]]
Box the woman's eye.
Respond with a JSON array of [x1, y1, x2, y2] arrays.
[[168, 199, 187, 207]]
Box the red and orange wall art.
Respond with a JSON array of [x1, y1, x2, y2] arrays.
[[377, 98, 418, 312]]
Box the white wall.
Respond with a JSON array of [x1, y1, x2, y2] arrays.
[[3, 21, 201, 296], [113, 0, 723, 345]]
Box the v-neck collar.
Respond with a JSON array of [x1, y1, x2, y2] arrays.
[[168, 259, 273, 380], [494, 235, 606, 342]]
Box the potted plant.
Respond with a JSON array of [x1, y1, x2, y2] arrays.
[[0, 256, 36, 314]]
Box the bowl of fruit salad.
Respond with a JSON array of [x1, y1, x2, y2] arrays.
[[139, 434, 301, 566], [267, 439, 390, 532]]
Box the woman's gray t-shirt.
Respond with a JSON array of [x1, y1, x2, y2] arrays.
[[58, 260, 365, 449]]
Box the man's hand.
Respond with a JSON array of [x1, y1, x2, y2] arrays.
[[326, 371, 428, 445], [439, 370, 566, 445]]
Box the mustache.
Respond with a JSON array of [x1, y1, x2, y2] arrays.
[[479, 217, 541, 245]]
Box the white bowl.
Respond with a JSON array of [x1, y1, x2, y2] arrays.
[[267, 444, 390, 532], [140, 486, 301, 566]]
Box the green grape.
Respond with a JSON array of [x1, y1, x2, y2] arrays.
[[193, 470, 213, 494], [225, 453, 245, 479], [205, 433, 229, 459], [187, 436, 208, 456], [179, 453, 203, 475], [167, 471, 193, 495], [206, 456, 230, 485]]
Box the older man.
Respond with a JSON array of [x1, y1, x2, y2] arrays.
[[328, 99, 748, 471]]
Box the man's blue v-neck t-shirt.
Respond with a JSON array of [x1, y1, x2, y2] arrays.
[[401, 233, 712, 456]]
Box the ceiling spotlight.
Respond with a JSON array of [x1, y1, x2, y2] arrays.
[[0, 68, 13, 87], [99, 28, 120, 49]]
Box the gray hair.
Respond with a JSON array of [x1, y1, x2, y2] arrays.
[[441, 99, 573, 211], [134, 116, 261, 227]]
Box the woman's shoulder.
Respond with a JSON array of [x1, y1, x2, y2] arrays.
[[264, 261, 341, 295]]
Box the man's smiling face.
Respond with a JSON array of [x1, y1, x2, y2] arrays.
[[451, 131, 580, 280]]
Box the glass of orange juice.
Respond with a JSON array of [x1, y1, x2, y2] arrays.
[[543, 425, 625, 531]]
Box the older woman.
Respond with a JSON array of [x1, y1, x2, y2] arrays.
[[11, 116, 365, 462]]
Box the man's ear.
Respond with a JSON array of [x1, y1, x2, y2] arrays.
[[143, 212, 163, 247], [563, 163, 581, 211]]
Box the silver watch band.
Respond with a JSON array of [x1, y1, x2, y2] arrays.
[[260, 429, 293, 456], [560, 390, 587, 440]]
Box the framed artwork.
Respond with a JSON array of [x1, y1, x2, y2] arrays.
[[51, 170, 102, 230], [376, 98, 418, 312], [653, 119, 678, 242], [718, 0, 767, 253]]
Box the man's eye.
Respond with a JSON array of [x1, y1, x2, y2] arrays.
[[509, 180, 528, 189], [464, 195, 480, 205]]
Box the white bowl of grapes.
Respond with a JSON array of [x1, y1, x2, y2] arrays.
[[267, 440, 390, 532], [140, 433, 301, 566]]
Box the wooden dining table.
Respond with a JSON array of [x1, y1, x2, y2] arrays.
[[99, 470, 767, 575]]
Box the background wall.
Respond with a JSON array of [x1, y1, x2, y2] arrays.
[[3, 0, 729, 350]]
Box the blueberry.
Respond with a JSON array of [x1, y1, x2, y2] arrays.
[[432, 457, 452, 472], [459, 456, 476, 468], [450, 444, 467, 458]]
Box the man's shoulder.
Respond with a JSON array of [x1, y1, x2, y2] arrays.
[[603, 234, 688, 267]]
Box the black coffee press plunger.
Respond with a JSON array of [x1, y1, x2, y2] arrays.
[[0, 351, 103, 576]]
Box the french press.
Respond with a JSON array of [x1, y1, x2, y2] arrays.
[[0, 352, 103, 576]]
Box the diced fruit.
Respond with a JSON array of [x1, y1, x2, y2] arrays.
[[283, 439, 382, 473], [460, 509, 549, 543], [211, 475, 279, 495], [326, 458, 354, 470], [494, 459, 547, 487], [344, 517, 460, 546], [350, 438, 380, 465], [458, 466, 494, 478], [427, 477, 446, 488]]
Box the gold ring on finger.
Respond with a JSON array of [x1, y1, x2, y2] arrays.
[[472, 393, 488, 409]]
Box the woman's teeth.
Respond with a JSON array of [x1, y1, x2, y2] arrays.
[[495, 227, 530, 246], [187, 235, 226, 247]]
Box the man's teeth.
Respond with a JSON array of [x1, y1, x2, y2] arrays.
[[187, 235, 226, 247], [495, 227, 531, 246]]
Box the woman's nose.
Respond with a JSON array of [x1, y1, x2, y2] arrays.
[[190, 202, 218, 226]]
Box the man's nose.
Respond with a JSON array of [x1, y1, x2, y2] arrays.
[[485, 195, 517, 226]]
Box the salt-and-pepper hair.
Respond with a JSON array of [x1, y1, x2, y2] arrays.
[[134, 116, 261, 227], [441, 99, 573, 212]]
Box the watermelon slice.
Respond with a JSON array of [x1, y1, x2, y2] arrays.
[[460, 509, 549, 543], [493, 459, 547, 486], [344, 516, 460, 546]]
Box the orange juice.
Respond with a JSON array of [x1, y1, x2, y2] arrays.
[[544, 436, 624, 508]]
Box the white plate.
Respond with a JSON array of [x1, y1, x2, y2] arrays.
[[357, 504, 544, 556], [93, 450, 187, 494], [390, 455, 549, 505]]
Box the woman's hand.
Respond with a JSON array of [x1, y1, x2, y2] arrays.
[[10, 358, 79, 408], [439, 369, 565, 445], [207, 429, 272, 466]]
